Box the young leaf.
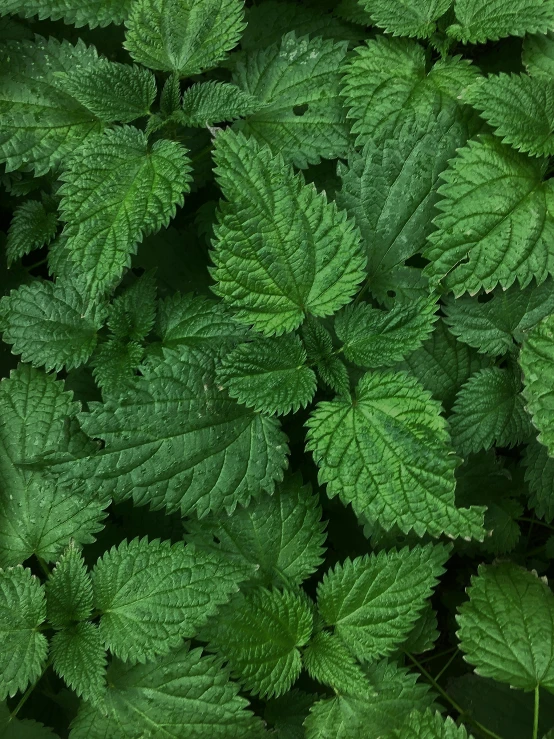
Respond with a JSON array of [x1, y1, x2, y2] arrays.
[[355, 0, 451, 38], [523, 30, 554, 78], [56, 59, 156, 123], [448, 0, 554, 44], [90, 339, 144, 397], [200, 587, 314, 698], [303, 630, 367, 693], [316, 544, 449, 660], [457, 562, 554, 691], [334, 295, 438, 369], [58, 126, 192, 300], [70, 643, 265, 738], [0, 365, 108, 567], [442, 278, 554, 356], [301, 319, 350, 396], [305, 660, 434, 739], [181, 81, 263, 127], [124, 0, 245, 76], [46, 543, 93, 628], [6, 200, 57, 267], [0, 0, 133, 28], [48, 347, 288, 518], [211, 129, 365, 336], [424, 136, 554, 296], [398, 319, 489, 411], [217, 335, 317, 415], [342, 36, 478, 145], [524, 437, 554, 522], [400, 604, 439, 656], [92, 537, 251, 662], [462, 73, 554, 157], [233, 32, 350, 168], [108, 271, 157, 342], [390, 709, 474, 738], [520, 313, 554, 454], [0, 37, 105, 175], [306, 370, 485, 539], [0, 279, 106, 372], [449, 367, 531, 455], [336, 110, 471, 300], [0, 566, 47, 699], [51, 622, 106, 702], [184, 472, 326, 588]]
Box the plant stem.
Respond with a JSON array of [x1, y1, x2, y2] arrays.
[[519, 517, 554, 534], [406, 652, 505, 739], [36, 555, 51, 579], [533, 685, 540, 739], [433, 648, 458, 683]]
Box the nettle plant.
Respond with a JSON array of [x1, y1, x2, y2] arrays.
[[3, 0, 554, 737]]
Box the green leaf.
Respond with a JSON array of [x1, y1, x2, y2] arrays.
[[185, 472, 326, 588], [0, 37, 105, 175], [449, 367, 531, 455], [181, 81, 263, 127], [46, 543, 93, 627], [443, 279, 554, 356], [336, 110, 471, 297], [57, 126, 192, 300], [90, 340, 144, 397], [264, 689, 319, 739], [201, 587, 313, 698], [305, 660, 434, 739], [156, 292, 249, 353], [48, 347, 288, 518], [424, 136, 554, 295], [0, 365, 108, 567], [390, 709, 474, 738], [400, 604, 439, 656], [523, 31, 554, 78], [398, 319, 489, 411], [448, 0, 554, 44], [217, 335, 317, 416], [316, 544, 449, 660], [301, 319, 350, 396], [342, 36, 478, 145], [0, 703, 60, 739], [92, 536, 250, 662], [0, 279, 106, 372], [457, 561, 554, 690], [108, 271, 157, 342], [51, 622, 106, 702], [0, 566, 47, 699], [520, 314, 554, 454], [56, 60, 156, 123], [69, 643, 265, 739], [6, 201, 58, 267], [0, 0, 133, 28], [334, 295, 438, 369], [211, 129, 365, 336], [124, 0, 245, 76], [524, 437, 554, 522], [463, 73, 554, 157], [233, 32, 350, 168], [306, 370, 485, 539], [303, 630, 367, 693], [356, 0, 451, 38]]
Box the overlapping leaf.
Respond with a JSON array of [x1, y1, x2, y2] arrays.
[[0, 0, 133, 28], [448, 0, 554, 43], [520, 313, 554, 454], [181, 81, 263, 127], [51, 622, 106, 702], [6, 201, 57, 267], [356, 0, 451, 38]]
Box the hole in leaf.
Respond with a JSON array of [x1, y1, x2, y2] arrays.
[[293, 104, 309, 116]]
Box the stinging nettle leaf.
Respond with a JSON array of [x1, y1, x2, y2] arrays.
[[46, 542, 93, 628], [124, 0, 246, 77], [524, 437, 554, 523], [200, 587, 314, 698], [520, 313, 554, 455], [217, 334, 317, 416], [233, 32, 350, 168], [424, 136, 554, 296], [390, 709, 475, 738], [0, 566, 47, 700], [70, 642, 265, 738], [51, 621, 107, 702], [57, 126, 192, 300], [108, 271, 157, 343], [0, 279, 106, 372], [211, 129, 365, 336], [523, 30, 554, 78], [356, 0, 451, 38], [448, 0, 554, 44], [316, 544, 450, 661], [0, 0, 133, 28], [306, 369, 485, 539], [334, 294, 439, 369], [303, 630, 367, 694], [462, 73, 554, 158], [6, 200, 58, 267], [180, 81, 264, 127], [92, 536, 251, 663], [457, 561, 554, 691]]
